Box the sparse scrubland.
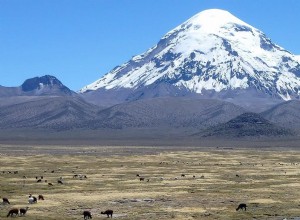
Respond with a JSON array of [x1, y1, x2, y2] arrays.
[[1, 146, 300, 219]]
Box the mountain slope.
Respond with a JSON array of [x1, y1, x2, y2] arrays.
[[199, 112, 293, 138], [80, 9, 300, 109], [0, 86, 20, 97], [0, 96, 99, 130], [261, 100, 300, 132], [90, 97, 246, 130]]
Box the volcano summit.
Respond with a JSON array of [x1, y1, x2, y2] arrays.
[[80, 9, 300, 110]]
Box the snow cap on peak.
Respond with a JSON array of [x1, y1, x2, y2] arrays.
[[162, 8, 254, 41], [184, 8, 251, 33]]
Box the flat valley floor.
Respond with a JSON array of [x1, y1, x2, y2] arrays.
[[1, 145, 300, 220]]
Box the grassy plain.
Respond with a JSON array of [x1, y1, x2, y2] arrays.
[[0, 146, 300, 220]]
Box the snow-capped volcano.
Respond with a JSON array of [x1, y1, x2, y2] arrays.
[[80, 9, 300, 105]]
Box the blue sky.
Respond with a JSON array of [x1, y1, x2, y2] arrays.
[[1, 0, 299, 91]]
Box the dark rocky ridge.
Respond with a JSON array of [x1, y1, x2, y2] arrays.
[[0, 75, 75, 97], [199, 112, 293, 138], [21, 75, 74, 95]]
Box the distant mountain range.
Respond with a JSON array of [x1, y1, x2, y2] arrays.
[[0, 9, 299, 141], [0, 74, 298, 138]]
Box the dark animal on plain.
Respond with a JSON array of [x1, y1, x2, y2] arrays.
[[7, 208, 18, 217], [181, 174, 185, 177], [236, 203, 247, 211], [51, 170, 55, 173], [38, 195, 44, 200], [19, 207, 29, 216], [13, 171, 18, 174], [28, 195, 37, 204], [37, 179, 42, 183], [136, 174, 140, 177], [41, 176, 43, 179], [193, 175, 196, 178], [2, 197, 10, 204], [83, 210, 92, 219], [35, 176, 38, 179], [73, 174, 78, 178], [32, 196, 37, 203], [57, 180, 63, 184], [101, 210, 113, 218], [139, 177, 145, 181], [48, 183, 53, 186], [236, 174, 240, 177], [79, 175, 86, 180]]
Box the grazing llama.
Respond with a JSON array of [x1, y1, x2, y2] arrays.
[[236, 203, 247, 211], [83, 210, 92, 219], [7, 208, 18, 217], [28, 195, 37, 204], [19, 207, 29, 216], [2, 197, 10, 204], [101, 210, 113, 218]]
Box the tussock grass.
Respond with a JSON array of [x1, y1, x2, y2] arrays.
[[0, 147, 300, 219]]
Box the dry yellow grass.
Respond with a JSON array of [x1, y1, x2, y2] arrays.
[[0, 147, 300, 219]]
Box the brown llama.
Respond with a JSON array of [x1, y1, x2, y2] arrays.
[[236, 203, 247, 211], [83, 210, 92, 219], [19, 207, 29, 216], [2, 197, 10, 204], [101, 210, 113, 218], [38, 195, 44, 200], [7, 208, 18, 217]]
